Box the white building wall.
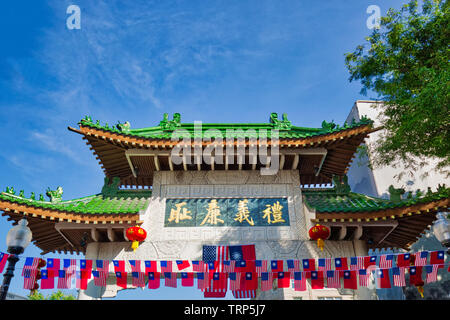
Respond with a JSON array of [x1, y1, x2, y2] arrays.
[[346, 100, 449, 198]]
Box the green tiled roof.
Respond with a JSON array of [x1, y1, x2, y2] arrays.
[[78, 112, 374, 139], [0, 188, 151, 215], [302, 185, 450, 213]]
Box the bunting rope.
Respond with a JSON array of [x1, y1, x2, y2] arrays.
[[1, 250, 448, 295]]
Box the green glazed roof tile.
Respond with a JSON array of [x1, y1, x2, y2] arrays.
[[78, 113, 374, 140], [303, 186, 450, 213], [0, 189, 152, 215]]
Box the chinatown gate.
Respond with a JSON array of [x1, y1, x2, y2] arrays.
[[0, 112, 448, 300]]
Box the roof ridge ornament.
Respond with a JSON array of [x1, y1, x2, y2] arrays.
[[116, 121, 131, 133], [46, 187, 63, 203], [159, 113, 181, 130], [101, 177, 121, 197], [332, 175, 351, 195], [388, 185, 405, 202], [270, 113, 292, 130]]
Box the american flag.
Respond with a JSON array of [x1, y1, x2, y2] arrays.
[[57, 270, 70, 289], [326, 270, 341, 289], [425, 265, 440, 283], [93, 260, 109, 286], [379, 254, 394, 268], [23, 268, 38, 289], [293, 272, 306, 291], [0, 253, 9, 273], [197, 272, 209, 290], [392, 267, 406, 287], [223, 260, 236, 273], [129, 260, 142, 273], [160, 260, 173, 273], [22, 257, 39, 276], [318, 258, 332, 271], [233, 290, 256, 299], [92, 270, 107, 287], [415, 251, 428, 266], [202, 245, 229, 263], [164, 272, 177, 288], [229, 272, 241, 291], [287, 259, 301, 272], [192, 260, 207, 272], [131, 272, 146, 287], [350, 257, 365, 270], [260, 272, 273, 291], [358, 269, 370, 287], [60, 259, 77, 289], [255, 260, 267, 275]]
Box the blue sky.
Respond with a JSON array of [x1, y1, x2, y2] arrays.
[[0, 0, 406, 299]]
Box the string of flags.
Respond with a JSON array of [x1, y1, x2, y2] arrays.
[[0, 249, 448, 297]]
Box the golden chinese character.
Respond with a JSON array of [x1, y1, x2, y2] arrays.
[[168, 202, 192, 223], [262, 201, 285, 224], [234, 199, 254, 226], [200, 199, 225, 226]]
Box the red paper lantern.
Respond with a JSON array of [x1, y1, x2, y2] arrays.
[[126, 226, 147, 251], [309, 224, 330, 251]]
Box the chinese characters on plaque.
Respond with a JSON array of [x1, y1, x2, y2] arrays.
[[164, 198, 289, 227]]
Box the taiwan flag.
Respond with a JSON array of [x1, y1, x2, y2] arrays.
[[113, 260, 125, 273], [181, 272, 194, 287], [310, 271, 324, 289], [76, 270, 90, 290], [40, 269, 54, 290], [229, 244, 256, 261], [302, 259, 315, 271], [429, 251, 445, 265], [204, 272, 227, 298], [343, 270, 357, 290], [176, 260, 190, 271], [396, 253, 411, 267], [80, 259, 93, 272], [242, 272, 258, 290], [46, 258, 60, 272], [0, 253, 9, 273], [148, 272, 160, 289], [229, 245, 256, 272], [334, 257, 348, 270], [115, 271, 127, 289], [234, 260, 252, 273], [271, 260, 284, 272], [376, 269, 391, 289], [364, 256, 377, 269], [276, 272, 291, 288], [409, 266, 423, 286], [145, 261, 158, 273]]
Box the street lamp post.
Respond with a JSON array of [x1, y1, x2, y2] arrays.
[[0, 219, 32, 300], [432, 212, 450, 255]]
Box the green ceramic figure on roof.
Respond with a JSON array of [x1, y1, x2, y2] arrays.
[[46, 187, 63, 203], [270, 113, 292, 130], [101, 177, 121, 197], [388, 185, 405, 202], [332, 175, 351, 195], [116, 121, 131, 133]]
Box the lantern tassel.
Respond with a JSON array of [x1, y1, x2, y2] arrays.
[[417, 286, 424, 298], [131, 240, 139, 251], [317, 238, 324, 251]]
